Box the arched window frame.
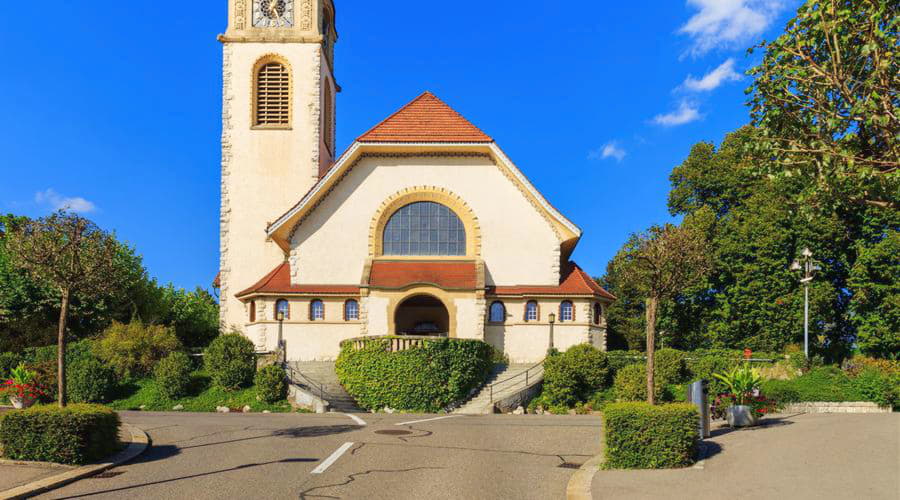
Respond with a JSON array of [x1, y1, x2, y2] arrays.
[[275, 299, 290, 320], [249, 300, 256, 323], [344, 299, 359, 321], [489, 301, 506, 324], [524, 300, 539, 322], [593, 303, 602, 325], [309, 299, 325, 321], [560, 301, 574, 322], [252, 55, 292, 129], [381, 201, 467, 257]]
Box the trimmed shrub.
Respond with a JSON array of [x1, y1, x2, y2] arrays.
[[0, 404, 120, 465], [336, 338, 493, 412], [542, 344, 610, 407], [69, 356, 118, 404], [154, 352, 194, 400], [761, 367, 862, 404], [613, 363, 663, 402], [95, 322, 182, 379], [204, 333, 256, 391], [603, 402, 699, 469], [255, 365, 288, 404], [654, 348, 688, 385]]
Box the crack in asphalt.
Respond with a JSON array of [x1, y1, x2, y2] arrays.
[[356, 440, 593, 462], [396, 425, 433, 443], [298, 467, 445, 499]]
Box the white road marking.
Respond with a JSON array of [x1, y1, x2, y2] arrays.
[[395, 415, 462, 426], [311, 442, 354, 474], [345, 413, 366, 426]]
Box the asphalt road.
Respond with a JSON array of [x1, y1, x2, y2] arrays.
[[37, 411, 603, 500]]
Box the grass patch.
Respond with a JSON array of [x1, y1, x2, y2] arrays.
[[107, 370, 296, 413]]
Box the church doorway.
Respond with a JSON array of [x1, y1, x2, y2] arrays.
[[394, 294, 450, 337]]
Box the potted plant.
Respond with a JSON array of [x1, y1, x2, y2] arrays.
[[1, 364, 44, 409], [712, 364, 770, 427]]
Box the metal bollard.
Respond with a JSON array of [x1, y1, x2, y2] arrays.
[[687, 380, 711, 439]]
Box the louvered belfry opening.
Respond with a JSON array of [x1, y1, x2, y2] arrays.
[[255, 62, 291, 126]]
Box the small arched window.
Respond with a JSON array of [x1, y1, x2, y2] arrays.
[[344, 299, 359, 321], [560, 301, 574, 322], [254, 58, 291, 127], [489, 301, 506, 323], [249, 300, 256, 323], [593, 303, 602, 325], [525, 301, 539, 322], [309, 300, 324, 321], [383, 202, 466, 256], [275, 299, 290, 320]]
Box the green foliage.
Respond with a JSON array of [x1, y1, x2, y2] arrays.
[[654, 348, 688, 385], [542, 345, 610, 407], [603, 402, 698, 469], [158, 285, 220, 349], [851, 368, 897, 409], [204, 333, 256, 391], [0, 352, 21, 379], [606, 351, 644, 372], [94, 321, 182, 379], [0, 404, 120, 464], [849, 231, 900, 358], [336, 338, 493, 412], [255, 365, 288, 404], [27, 361, 59, 403], [613, 363, 662, 402], [712, 364, 763, 405], [154, 351, 194, 400], [69, 356, 117, 404], [762, 367, 862, 404]]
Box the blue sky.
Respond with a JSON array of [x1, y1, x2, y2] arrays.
[[0, 1, 799, 290]]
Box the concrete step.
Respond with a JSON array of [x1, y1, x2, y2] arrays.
[[286, 361, 365, 413], [453, 363, 543, 415]]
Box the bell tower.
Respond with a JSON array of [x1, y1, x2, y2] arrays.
[[218, 0, 339, 336]]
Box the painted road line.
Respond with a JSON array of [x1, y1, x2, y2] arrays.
[[311, 442, 354, 474], [395, 415, 462, 426], [345, 413, 366, 426]]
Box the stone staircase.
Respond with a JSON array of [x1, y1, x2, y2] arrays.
[[285, 361, 365, 413], [454, 363, 544, 415]]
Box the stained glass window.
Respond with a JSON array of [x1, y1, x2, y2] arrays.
[[382, 202, 466, 256]]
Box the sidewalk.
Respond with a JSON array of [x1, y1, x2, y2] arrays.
[[591, 412, 899, 500]]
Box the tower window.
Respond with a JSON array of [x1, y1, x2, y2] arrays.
[[254, 59, 291, 127], [489, 301, 506, 323], [276, 299, 290, 320], [310, 299, 324, 321], [525, 301, 539, 322], [560, 301, 574, 322], [323, 83, 334, 155], [344, 299, 359, 321]]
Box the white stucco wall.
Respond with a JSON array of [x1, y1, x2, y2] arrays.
[[289, 156, 561, 287]]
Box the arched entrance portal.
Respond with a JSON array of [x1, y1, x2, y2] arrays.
[[394, 295, 450, 336]]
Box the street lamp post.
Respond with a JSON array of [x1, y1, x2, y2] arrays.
[[791, 248, 820, 359], [548, 313, 556, 351], [276, 311, 285, 364]]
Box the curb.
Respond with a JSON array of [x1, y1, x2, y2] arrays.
[[0, 423, 150, 500], [566, 421, 606, 500]]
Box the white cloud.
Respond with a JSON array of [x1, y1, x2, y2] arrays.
[[679, 0, 786, 56], [34, 189, 97, 213], [588, 141, 627, 162], [681, 58, 743, 91], [653, 101, 702, 126]]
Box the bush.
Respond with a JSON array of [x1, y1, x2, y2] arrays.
[[761, 367, 862, 405], [0, 404, 120, 465], [26, 360, 58, 403], [603, 402, 698, 469], [613, 363, 662, 402], [542, 344, 610, 407], [336, 338, 493, 412], [0, 352, 22, 379], [255, 365, 288, 404], [654, 348, 688, 385], [607, 350, 644, 373], [69, 356, 118, 404], [204, 333, 256, 391], [154, 352, 194, 400], [94, 322, 182, 379], [851, 368, 897, 409]]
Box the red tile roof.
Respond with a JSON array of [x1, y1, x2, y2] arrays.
[[488, 262, 616, 300], [368, 260, 479, 290], [235, 262, 361, 297], [357, 92, 493, 143]]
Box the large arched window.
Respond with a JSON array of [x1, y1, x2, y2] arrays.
[[560, 301, 574, 322], [525, 301, 539, 322], [382, 202, 466, 256], [309, 299, 324, 321], [275, 299, 290, 320], [254, 58, 291, 127], [344, 299, 359, 321], [489, 301, 506, 323]]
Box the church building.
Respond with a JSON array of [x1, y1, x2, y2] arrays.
[[218, 0, 615, 363]]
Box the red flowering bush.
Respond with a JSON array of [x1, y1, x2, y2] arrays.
[[0, 364, 47, 403]]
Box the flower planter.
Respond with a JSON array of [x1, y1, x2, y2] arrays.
[[9, 395, 36, 410], [726, 405, 759, 427]]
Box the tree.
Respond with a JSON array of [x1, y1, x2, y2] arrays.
[[614, 224, 711, 404], [748, 0, 900, 211], [5, 212, 122, 406], [848, 230, 900, 357]]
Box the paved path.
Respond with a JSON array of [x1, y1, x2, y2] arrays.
[[35, 411, 602, 499], [593, 412, 900, 500]]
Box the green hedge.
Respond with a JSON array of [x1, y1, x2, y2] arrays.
[[255, 365, 288, 404], [762, 366, 897, 408], [154, 352, 194, 400], [603, 402, 698, 469], [336, 338, 493, 412], [0, 404, 120, 465], [69, 356, 118, 404], [542, 345, 610, 407], [204, 334, 256, 391]]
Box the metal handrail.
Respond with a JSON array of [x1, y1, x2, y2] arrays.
[[488, 360, 545, 404], [282, 362, 329, 402]]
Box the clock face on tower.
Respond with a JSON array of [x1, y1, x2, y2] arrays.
[[252, 0, 294, 28]]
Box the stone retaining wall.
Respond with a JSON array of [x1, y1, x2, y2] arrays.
[[783, 402, 892, 414]]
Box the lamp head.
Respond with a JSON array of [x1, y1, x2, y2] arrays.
[[802, 247, 813, 258], [276, 311, 285, 322], [548, 313, 556, 324], [790, 260, 801, 272]]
